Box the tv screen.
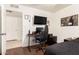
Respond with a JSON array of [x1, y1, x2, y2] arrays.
[[34, 16, 47, 25]]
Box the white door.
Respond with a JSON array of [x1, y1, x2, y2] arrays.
[[1, 5, 6, 55], [0, 7, 1, 54]]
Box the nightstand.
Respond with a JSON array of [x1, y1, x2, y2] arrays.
[[64, 38, 72, 42], [46, 34, 57, 45]]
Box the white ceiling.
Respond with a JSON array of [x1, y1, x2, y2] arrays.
[[23, 4, 71, 12]]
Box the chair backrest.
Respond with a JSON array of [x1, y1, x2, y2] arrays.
[[36, 27, 43, 33], [39, 25, 48, 42]]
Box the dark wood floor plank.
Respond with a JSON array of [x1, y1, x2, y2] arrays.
[[6, 47, 44, 55]]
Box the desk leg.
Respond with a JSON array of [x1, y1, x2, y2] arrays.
[[28, 35, 31, 52]]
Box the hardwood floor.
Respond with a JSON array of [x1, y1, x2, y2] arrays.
[[6, 47, 44, 55], [6, 40, 22, 49]]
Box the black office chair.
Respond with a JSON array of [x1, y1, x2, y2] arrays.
[[35, 25, 48, 53]]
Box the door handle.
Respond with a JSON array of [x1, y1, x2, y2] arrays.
[[0, 33, 6, 35]]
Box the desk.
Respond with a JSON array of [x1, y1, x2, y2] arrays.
[[27, 33, 36, 52]]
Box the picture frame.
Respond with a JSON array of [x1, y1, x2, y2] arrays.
[[61, 14, 78, 26]]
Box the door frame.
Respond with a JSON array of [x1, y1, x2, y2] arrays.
[[2, 6, 23, 54], [5, 9, 23, 50]]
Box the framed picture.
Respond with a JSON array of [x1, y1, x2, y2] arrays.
[[61, 14, 78, 26]]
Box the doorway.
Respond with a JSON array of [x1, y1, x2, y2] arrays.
[[5, 10, 22, 49]]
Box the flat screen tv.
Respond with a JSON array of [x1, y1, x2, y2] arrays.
[[34, 16, 47, 25]]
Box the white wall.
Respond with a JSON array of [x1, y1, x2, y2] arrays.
[[4, 5, 53, 47], [52, 5, 79, 43]]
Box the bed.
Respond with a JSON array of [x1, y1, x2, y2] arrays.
[[44, 39, 79, 55]]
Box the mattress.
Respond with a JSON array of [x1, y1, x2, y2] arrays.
[[45, 39, 79, 55]]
